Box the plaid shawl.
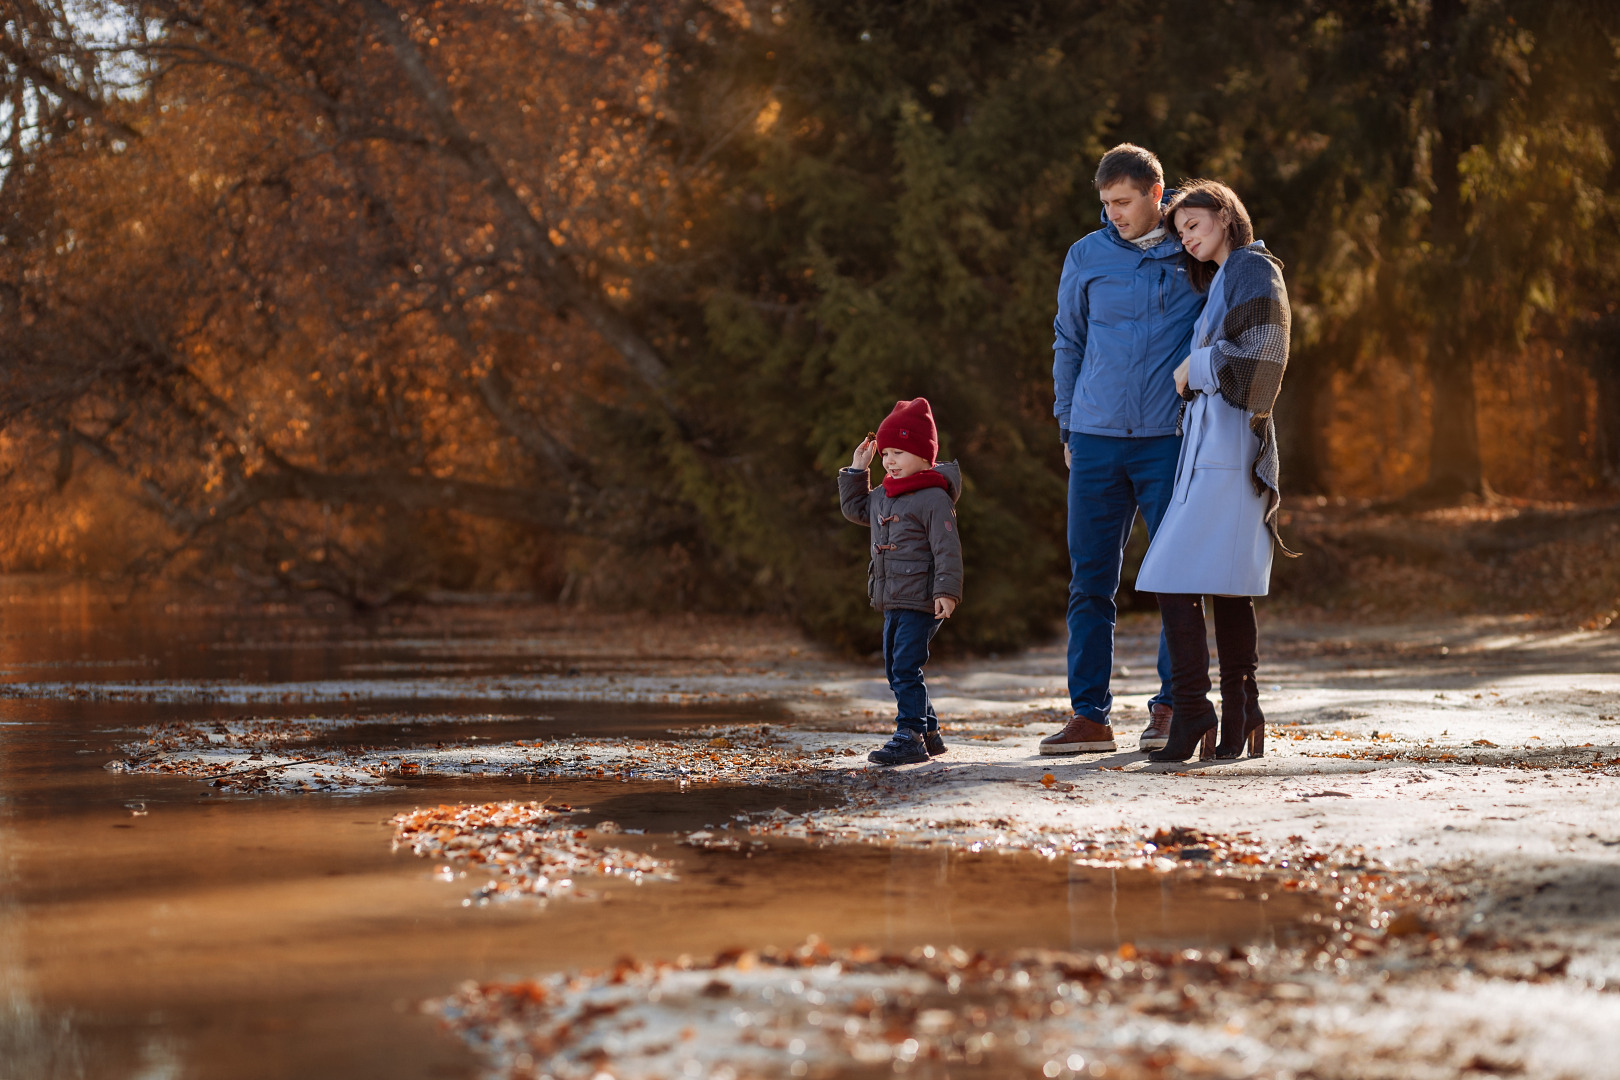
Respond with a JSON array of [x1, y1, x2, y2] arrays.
[[1198, 244, 1298, 556]]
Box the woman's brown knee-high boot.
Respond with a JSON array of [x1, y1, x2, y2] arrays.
[[1147, 594, 1218, 763]]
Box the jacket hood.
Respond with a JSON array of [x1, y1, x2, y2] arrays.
[[934, 460, 963, 504], [1098, 188, 1181, 255]]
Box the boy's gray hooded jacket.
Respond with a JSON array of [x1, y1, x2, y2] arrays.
[[838, 462, 963, 613]]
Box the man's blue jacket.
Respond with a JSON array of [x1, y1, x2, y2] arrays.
[[1052, 206, 1205, 440]]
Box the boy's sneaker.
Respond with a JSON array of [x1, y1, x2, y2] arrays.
[[925, 730, 948, 757], [869, 729, 930, 766]]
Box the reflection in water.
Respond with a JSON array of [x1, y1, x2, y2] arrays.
[[130, 1037, 183, 1080], [0, 983, 91, 1080], [1113, 867, 1121, 945], [885, 845, 954, 950], [1, 825, 90, 1080], [1069, 861, 1121, 952]]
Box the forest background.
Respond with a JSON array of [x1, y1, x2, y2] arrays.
[[3, 0, 1619, 651]]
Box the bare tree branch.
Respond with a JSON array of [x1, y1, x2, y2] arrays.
[[0, 30, 141, 141], [353, 0, 680, 414]]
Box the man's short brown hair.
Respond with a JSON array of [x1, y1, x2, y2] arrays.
[[1094, 144, 1164, 194]]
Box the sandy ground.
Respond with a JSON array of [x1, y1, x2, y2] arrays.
[[74, 610, 1620, 1079]]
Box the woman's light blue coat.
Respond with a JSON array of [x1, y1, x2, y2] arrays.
[[1136, 255, 1274, 597]]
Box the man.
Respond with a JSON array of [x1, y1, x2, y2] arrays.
[[1043, 143, 1205, 755]]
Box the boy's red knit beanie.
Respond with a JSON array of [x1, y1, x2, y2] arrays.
[[875, 398, 938, 465]]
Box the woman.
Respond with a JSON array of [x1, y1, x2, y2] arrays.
[[1134, 179, 1297, 763]]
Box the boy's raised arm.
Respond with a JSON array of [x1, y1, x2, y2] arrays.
[[838, 470, 872, 526]]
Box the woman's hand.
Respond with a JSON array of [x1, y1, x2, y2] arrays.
[[934, 596, 957, 620], [1173, 356, 1192, 398], [851, 435, 876, 470]]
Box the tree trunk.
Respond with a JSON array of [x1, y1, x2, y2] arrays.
[[1423, 327, 1485, 497], [1417, 0, 1487, 499], [1588, 315, 1620, 488], [1276, 341, 1333, 495]]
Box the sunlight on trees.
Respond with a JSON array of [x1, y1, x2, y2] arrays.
[[2, 0, 1617, 647]]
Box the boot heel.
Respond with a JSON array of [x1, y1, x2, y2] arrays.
[[1198, 726, 1217, 761], [1145, 709, 1217, 763], [1248, 725, 1265, 758]]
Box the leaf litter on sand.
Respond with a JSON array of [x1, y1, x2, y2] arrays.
[[104, 713, 537, 794], [104, 721, 830, 795], [391, 801, 674, 903], [430, 869, 1590, 1080], [433, 939, 1287, 1080], [106, 714, 394, 794], [438, 913, 1559, 1080], [117, 712, 538, 750]]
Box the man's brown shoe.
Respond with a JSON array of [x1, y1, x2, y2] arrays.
[[1139, 702, 1172, 751], [1039, 715, 1117, 755]]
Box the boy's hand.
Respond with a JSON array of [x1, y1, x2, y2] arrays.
[[851, 436, 876, 470], [934, 596, 957, 620]]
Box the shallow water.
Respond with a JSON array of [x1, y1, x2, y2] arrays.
[[1, 587, 1331, 1079]]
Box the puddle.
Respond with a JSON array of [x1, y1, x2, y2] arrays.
[[0, 588, 1338, 1079], [0, 583, 773, 687], [6, 779, 1329, 1079]]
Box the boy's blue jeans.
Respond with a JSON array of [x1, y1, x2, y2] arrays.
[[1066, 431, 1178, 723], [884, 608, 942, 732]]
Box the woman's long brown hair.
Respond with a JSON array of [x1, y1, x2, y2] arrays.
[[1164, 180, 1255, 293]]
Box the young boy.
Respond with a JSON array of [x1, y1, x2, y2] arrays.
[[838, 397, 963, 766]]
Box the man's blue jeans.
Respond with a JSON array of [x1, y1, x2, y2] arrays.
[[884, 608, 942, 732], [1066, 431, 1179, 722]]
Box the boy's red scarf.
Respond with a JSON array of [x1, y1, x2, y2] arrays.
[[882, 470, 949, 498]]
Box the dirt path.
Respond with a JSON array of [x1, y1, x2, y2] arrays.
[[778, 614, 1620, 1079]]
